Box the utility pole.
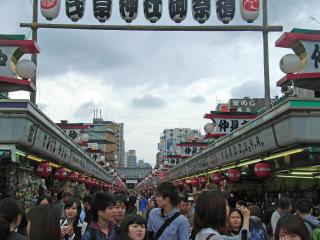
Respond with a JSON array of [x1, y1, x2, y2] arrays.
[[263, 0, 271, 110], [30, 0, 38, 104]]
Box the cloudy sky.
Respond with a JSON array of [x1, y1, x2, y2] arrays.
[[1, 0, 320, 166]]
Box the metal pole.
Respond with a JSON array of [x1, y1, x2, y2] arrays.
[[20, 23, 283, 32], [263, 0, 271, 110], [30, 0, 38, 104]]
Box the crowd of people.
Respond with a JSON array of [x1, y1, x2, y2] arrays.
[[0, 182, 319, 240]]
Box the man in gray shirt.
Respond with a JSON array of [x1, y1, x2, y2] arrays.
[[271, 197, 292, 235]]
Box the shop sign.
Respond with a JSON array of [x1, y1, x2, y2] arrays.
[[169, 127, 277, 179], [228, 98, 265, 113], [211, 118, 252, 136]]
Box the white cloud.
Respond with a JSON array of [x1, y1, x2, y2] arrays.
[[2, 0, 320, 164]]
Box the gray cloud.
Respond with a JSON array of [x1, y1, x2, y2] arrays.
[[230, 80, 280, 99], [131, 94, 167, 109], [73, 101, 98, 120], [190, 95, 206, 104]]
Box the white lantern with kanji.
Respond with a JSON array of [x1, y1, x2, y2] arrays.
[[16, 59, 36, 79], [80, 133, 89, 143], [40, 0, 61, 20], [280, 54, 301, 74]]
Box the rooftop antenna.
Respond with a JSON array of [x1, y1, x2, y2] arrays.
[[100, 109, 102, 118]]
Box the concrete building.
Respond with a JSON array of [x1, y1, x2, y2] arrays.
[[158, 128, 201, 165], [57, 117, 125, 167], [126, 150, 137, 168]]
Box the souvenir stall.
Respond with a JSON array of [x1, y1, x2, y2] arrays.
[[0, 99, 114, 208]]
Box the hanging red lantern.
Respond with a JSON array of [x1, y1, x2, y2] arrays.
[[254, 162, 271, 177], [211, 172, 222, 184], [199, 176, 207, 185], [190, 177, 199, 186], [69, 172, 78, 182], [36, 162, 52, 178], [55, 167, 67, 181], [85, 177, 93, 187], [228, 169, 240, 183], [77, 175, 85, 184], [176, 179, 185, 187], [102, 183, 111, 191]]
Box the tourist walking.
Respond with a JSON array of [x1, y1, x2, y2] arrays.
[[116, 214, 147, 240], [82, 192, 117, 240], [147, 181, 190, 240]]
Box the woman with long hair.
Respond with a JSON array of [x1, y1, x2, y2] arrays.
[[27, 204, 61, 240], [193, 190, 250, 240], [60, 197, 87, 240], [117, 214, 147, 240], [274, 214, 311, 240], [0, 198, 27, 240]]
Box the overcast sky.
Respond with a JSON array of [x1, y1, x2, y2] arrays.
[[1, 0, 320, 166]]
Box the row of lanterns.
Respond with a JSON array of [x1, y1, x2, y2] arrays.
[[41, 0, 260, 24], [35, 162, 113, 189], [174, 162, 271, 187]]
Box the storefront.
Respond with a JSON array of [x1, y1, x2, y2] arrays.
[[0, 99, 114, 208], [166, 98, 320, 200]]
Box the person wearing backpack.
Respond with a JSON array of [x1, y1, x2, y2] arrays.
[[147, 181, 190, 240], [296, 199, 320, 240], [248, 205, 267, 240]]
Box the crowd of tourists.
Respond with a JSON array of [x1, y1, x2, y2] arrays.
[[0, 182, 319, 240]]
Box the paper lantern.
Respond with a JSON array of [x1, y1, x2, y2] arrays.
[[190, 177, 199, 186], [102, 183, 111, 191], [80, 133, 89, 143], [69, 172, 78, 182], [55, 167, 67, 181], [169, 0, 187, 23], [240, 0, 259, 23], [254, 162, 271, 177], [211, 172, 222, 184], [77, 175, 85, 184], [192, 0, 211, 24], [93, 0, 112, 23], [16, 59, 36, 79], [66, 0, 86, 22], [199, 176, 207, 185], [36, 162, 52, 178], [40, 0, 61, 20], [228, 169, 240, 182], [176, 179, 185, 187], [144, 0, 162, 23], [119, 0, 138, 23], [216, 0, 235, 24], [280, 54, 301, 74], [85, 177, 93, 187], [204, 122, 216, 134]]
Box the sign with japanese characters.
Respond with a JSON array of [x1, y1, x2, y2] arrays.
[[168, 126, 278, 179], [211, 118, 252, 136], [228, 98, 265, 113]]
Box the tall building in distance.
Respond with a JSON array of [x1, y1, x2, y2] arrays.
[[115, 123, 125, 167], [126, 150, 137, 168], [158, 128, 201, 166], [56, 114, 125, 167]]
